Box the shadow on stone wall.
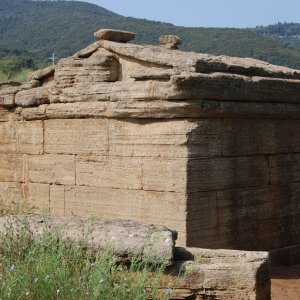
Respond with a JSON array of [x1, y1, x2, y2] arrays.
[[185, 117, 300, 251]]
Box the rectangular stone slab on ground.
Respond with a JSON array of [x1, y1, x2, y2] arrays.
[[0, 215, 176, 265]]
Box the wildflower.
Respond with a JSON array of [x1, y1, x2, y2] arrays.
[[10, 264, 15, 271], [34, 278, 39, 283], [99, 278, 106, 283], [25, 291, 30, 296], [45, 275, 50, 280], [165, 288, 173, 295]]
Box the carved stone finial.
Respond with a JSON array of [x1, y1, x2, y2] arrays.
[[159, 35, 182, 50], [94, 29, 135, 42]]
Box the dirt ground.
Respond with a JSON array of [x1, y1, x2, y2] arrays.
[[271, 264, 300, 300]]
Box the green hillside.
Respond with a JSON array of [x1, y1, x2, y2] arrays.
[[253, 22, 300, 50], [1, 0, 300, 73], [0, 47, 45, 81]]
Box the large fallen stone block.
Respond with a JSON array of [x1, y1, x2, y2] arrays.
[[0, 215, 176, 265], [170, 247, 271, 300]]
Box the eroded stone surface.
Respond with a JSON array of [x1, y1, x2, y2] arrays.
[[172, 247, 271, 300], [159, 34, 182, 49], [27, 66, 55, 81], [0, 215, 176, 264], [94, 29, 135, 42], [1, 30, 299, 119]]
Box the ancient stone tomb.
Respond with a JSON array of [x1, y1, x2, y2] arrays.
[[1, 29, 300, 251]]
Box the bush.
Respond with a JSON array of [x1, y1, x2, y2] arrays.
[[0, 55, 42, 82]]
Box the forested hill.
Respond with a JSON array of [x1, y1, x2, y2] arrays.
[[253, 22, 300, 50], [1, 0, 300, 70]]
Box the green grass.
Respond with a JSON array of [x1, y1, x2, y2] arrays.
[[0, 68, 32, 83], [0, 220, 174, 300], [0, 72, 8, 82], [10, 69, 32, 82]]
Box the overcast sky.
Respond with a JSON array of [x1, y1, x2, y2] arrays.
[[81, 0, 300, 28]]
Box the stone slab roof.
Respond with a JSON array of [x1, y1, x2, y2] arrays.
[[1, 29, 300, 120]]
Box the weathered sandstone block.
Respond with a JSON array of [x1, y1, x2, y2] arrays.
[[15, 86, 49, 107], [0, 121, 16, 153], [23, 182, 50, 213], [0, 154, 23, 182], [44, 119, 108, 155], [159, 34, 182, 49], [27, 65, 55, 81], [55, 55, 119, 86], [64, 185, 187, 243], [142, 158, 187, 193], [94, 29, 135, 42], [99, 39, 300, 79], [45, 102, 108, 119], [49, 184, 65, 216], [0, 181, 24, 206], [0, 215, 176, 265], [275, 120, 300, 153], [270, 154, 300, 184], [76, 156, 142, 190], [188, 156, 270, 191], [0, 81, 40, 108], [174, 247, 270, 300], [27, 154, 75, 185], [221, 119, 275, 156], [16, 121, 43, 154], [73, 41, 101, 58]]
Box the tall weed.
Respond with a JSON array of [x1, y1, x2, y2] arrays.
[[0, 220, 173, 300]]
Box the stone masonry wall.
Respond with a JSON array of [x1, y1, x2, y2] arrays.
[[2, 113, 300, 250], [0, 116, 190, 243], [1, 29, 300, 252], [186, 118, 300, 250]]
